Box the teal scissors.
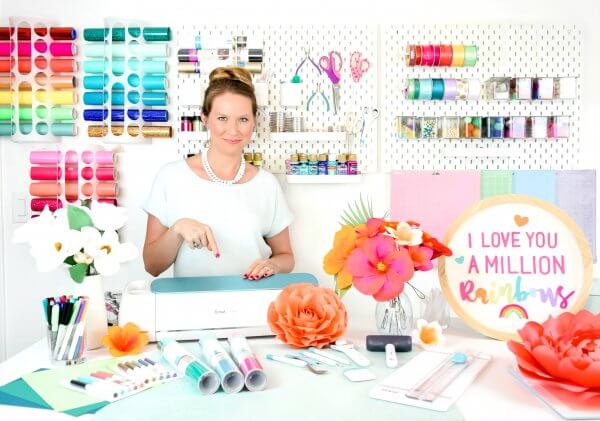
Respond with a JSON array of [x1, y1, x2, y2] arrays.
[[319, 51, 342, 84]]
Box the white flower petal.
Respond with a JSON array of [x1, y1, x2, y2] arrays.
[[113, 242, 138, 263], [93, 254, 120, 276], [90, 201, 128, 231]]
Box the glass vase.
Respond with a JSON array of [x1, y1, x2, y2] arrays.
[[375, 294, 414, 335]]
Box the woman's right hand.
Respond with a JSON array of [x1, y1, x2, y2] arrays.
[[171, 218, 220, 257]]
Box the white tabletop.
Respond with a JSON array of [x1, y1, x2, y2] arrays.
[[0, 319, 563, 421]]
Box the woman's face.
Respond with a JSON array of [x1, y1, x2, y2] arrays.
[[203, 92, 255, 156]]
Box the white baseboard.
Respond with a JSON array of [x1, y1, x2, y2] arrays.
[[0, 142, 6, 362]]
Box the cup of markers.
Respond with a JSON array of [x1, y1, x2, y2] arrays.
[[44, 295, 89, 365]]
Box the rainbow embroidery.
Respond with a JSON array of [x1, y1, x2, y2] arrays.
[[499, 304, 529, 319]]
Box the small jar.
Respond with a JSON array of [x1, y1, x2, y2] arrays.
[[442, 116, 459, 138], [289, 153, 299, 175], [253, 152, 263, 168], [420, 117, 438, 139], [327, 155, 337, 175], [244, 152, 254, 165], [298, 153, 309, 175], [317, 154, 328, 175], [192, 114, 201, 131], [308, 154, 318, 175], [337, 154, 348, 175], [347, 154, 358, 175]]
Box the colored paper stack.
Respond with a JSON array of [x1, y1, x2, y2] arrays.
[[82, 26, 172, 140], [0, 23, 78, 138]]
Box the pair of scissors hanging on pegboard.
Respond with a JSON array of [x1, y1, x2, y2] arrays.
[[294, 48, 342, 115], [344, 107, 380, 148]]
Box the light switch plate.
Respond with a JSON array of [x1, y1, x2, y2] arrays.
[[12, 193, 28, 223]]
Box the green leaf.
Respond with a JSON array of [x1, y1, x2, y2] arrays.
[[63, 256, 77, 266], [359, 194, 373, 220], [335, 285, 352, 299], [342, 209, 359, 226], [69, 263, 88, 283], [68, 205, 93, 231]]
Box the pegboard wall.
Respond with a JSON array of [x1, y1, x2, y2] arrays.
[[175, 24, 379, 174], [380, 24, 582, 171]]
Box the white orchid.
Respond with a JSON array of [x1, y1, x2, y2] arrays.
[[89, 201, 128, 231], [384, 221, 423, 246], [83, 228, 138, 276], [29, 224, 84, 272]]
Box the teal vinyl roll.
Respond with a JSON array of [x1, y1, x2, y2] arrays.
[[142, 91, 167, 106], [36, 122, 49, 135], [51, 123, 76, 136], [431, 79, 445, 100], [83, 43, 108, 58], [83, 91, 108, 105], [112, 92, 125, 106], [112, 82, 125, 91], [128, 43, 168, 58], [83, 60, 106, 73], [142, 75, 167, 90], [142, 27, 171, 41], [84, 27, 170, 42], [0, 123, 16, 136], [83, 74, 109, 90], [19, 123, 33, 135], [85, 43, 167, 58], [128, 74, 140, 87], [128, 59, 167, 74], [127, 91, 139, 104], [418, 79, 433, 100]]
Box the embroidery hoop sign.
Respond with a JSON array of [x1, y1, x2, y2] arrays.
[[438, 194, 592, 341]]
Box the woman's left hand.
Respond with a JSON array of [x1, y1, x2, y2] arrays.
[[244, 259, 279, 280]]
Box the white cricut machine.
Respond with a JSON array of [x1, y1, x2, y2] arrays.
[[119, 273, 318, 341]]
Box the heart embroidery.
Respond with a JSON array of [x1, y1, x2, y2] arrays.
[[514, 215, 529, 227], [454, 256, 465, 264]]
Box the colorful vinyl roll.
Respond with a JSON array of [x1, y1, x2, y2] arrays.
[[442, 79, 457, 100], [431, 79, 444, 100], [81, 150, 93, 164], [451, 45, 465, 67], [0, 60, 13, 72], [83, 109, 107, 121], [65, 181, 78, 201], [178, 48, 198, 62], [141, 91, 167, 106], [30, 166, 62, 180], [177, 62, 201, 73], [65, 166, 80, 181], [128, 59, 168, 74], [49, 75, 76, 89], [50, 58, 76, 72], [10, 90, 77, 106], [228, 335, 267, 392], [0, 122, 15, 135], [50, 123, 76, 136], [81, 182, 93, 197], [83, 91, 107, 106], [83, 74, 108, 90], [81, 166, 93, 180], [0, 27, 76, 40], [158, 338, 220, 395], [30, 150, 61, 164], [0, 75, 11, 89], [0, 106, 13, 120], [127, 109, 168, 122], [96, 166, 115, 181], [439, 45, 453, 66], [31, 198, 62, 212], [198, 335, 244, 394], [129, 43, 169, 58], [49, 42, 76, 57], [29, 182, 62, 197], [83, 27, 171, 42], [95, 150, 115, 165], [142, 75, 167, 90], [97, 198, 117, 206], [65, 150, 78, 165]]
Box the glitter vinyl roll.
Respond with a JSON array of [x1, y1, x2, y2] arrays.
[[127, 109, 168, 122], [159, 338, 220, 395], [140, 125, 172, 138], [29, 182, 62, 197], [451, 45, 465, 67], [31, 198, 62, 212], [198, 335, 244, 394], [83, 109, 108, 121], [95, 150, 115, 165], [96, 182, 117, 197], [30, 150, 61, 164], [87, 125, 108, 137], [178, 62, 200, 73], [228, 335, 267, 392], [96, 166, 115, 181], [30, 166, 62, 180]]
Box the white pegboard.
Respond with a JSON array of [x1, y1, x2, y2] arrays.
[[175, 24, 379, 174], [380, 24, 582, 171]]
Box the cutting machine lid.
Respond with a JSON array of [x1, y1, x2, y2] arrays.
[[151, 272, 318, 294]]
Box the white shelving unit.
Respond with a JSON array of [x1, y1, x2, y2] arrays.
[[269, 132, 346, 142], [286, 174, 362, 184]]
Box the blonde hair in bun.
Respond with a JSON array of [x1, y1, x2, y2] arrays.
[[203, 67, 257, 117]]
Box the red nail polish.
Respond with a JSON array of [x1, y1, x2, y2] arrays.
[[216, 253, 220, 258]]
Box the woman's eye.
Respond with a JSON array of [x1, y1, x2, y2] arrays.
[[217, 116, 227, 121], [240, 117, 249, 122]]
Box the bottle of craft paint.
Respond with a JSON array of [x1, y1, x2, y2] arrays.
[[244, 152, 254, 166], [253, 152, 263, 168], [192, 113, 201, 132], [348, 154, 358, 175], [327, 155, 337, 175], [289, 153, 299, 175], [298, 153, 309, 175], [317, 154, 328, 175], [308, 154, 318, 175], [337, 154, 348, 175]]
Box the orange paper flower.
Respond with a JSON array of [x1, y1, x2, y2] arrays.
[[268, 283, 348, 348], [101, 322, 149, 357], [323, 224, 359, 290]]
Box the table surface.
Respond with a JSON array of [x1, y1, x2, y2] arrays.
[[0, 319, 565, 421]]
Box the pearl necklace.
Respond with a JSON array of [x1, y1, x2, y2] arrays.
[[201, 148, 246, 185]]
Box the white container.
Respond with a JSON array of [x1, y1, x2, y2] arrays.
[[254, 82, 269, 107], [279, 82, 303, 107]]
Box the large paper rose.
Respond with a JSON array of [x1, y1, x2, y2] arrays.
[[268, 283, 348, 348], [508, 310, 600, 393]]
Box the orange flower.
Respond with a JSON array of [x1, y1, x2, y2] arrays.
[[101, 322, 149, 357], [268, 283, 348, 348], [323, 225, 359, 290]]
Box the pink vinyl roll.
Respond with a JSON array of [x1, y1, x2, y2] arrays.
[[65, 166, 79, 181], [96, 166, 115, 181], [432, 45, 440, 66], [442, 79, 458, 100], [96, 182, 117, 197], [97, 198, 117, 206], [34, 39, 47, 53], [49, 42, 76, 57], [81, 166, 94, 180], [65, 181, 78, 200], [421, 45, 434, 66], [95, 151, 114, 165], [65, 150, 78, 164], [81, 150, 93, 164], [29, 182, 62, 197], [30, 151, 62, 165], [0, 41, 14, 56], [81, 182, 93, 197], [30, 166, 62, 180], [31, 198, 62, 212]]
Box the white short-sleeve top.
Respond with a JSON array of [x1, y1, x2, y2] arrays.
[[143, 160, 294, 277]]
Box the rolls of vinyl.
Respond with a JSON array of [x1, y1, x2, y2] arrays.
[[405, 79, 481, 100], [405, 44, 477, 67]]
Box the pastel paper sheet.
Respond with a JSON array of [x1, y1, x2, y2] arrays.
[[512, 170, 556, 204]]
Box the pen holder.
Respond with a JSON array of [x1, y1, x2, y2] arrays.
[[46, 319, 87, 365]]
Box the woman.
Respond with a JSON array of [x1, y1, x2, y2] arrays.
[[143, 67, 294, 280]]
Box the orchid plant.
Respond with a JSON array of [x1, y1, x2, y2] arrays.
[[13, 201, 137, 282]]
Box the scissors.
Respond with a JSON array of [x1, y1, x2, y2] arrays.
[[319, 51, 342, 85], [358, 108, 380, 145]]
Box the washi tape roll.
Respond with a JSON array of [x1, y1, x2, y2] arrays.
[[29, 182, 62, 197], [228, 335, 267, 392], [83, 74, 108, 90], [198, 335, 244, 394], [31, 198, 62, 212], [30, 150, 61, 164], [457, 78, 469, 100], [405, 79, 416, 100], [159, 338, 220, 395], [463, 45, 477, 66], [451, 45, 465, 67], [30, 166, 62, 180], [421, 45, 434, 66], [96, 166, 115, 181], [405, 45, 415, 66], [442, 78, 457, 100], [439, 45, 453, 66], [414, 45, 422, 65], [431, 79, 444, 100], [432, 45, 441, 66], [417, 79, 433, 100]]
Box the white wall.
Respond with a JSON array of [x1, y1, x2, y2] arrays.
[[1, 0, 599, 360]]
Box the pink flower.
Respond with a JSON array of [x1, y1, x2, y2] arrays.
[[345, 235, 414, 301], [408, 246, 434, 271], [507, 310, 600, 393]]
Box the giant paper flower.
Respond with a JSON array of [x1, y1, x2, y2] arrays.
[[268, 283, 348, 348], [346, 235, 414, 301], [323, 224, 358, 290], [90, 200, 128, 231], [507, 310, 600, 393], [102, 322, 149, 357], [385, 221, 423, 246], [82, 228, 138, 276]]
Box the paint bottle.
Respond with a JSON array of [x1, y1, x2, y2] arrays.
[[327, 155, 337, 175], [298, 153, 309, 175], [337, 154, 348, 175], [253, 152, 263, 168], [289, 153, 299, 175], [348, 154, 358, 175], [180, 114, 188, 132], [244, 152, 254, 166], [317, 154, 328, 175], [192, 114, 201, 132], [308, 154, 318, 175]]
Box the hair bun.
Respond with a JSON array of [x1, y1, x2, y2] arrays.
[[208, 67, 254, 89]]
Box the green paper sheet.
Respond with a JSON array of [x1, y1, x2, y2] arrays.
[[481, 170, 513, 198]]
